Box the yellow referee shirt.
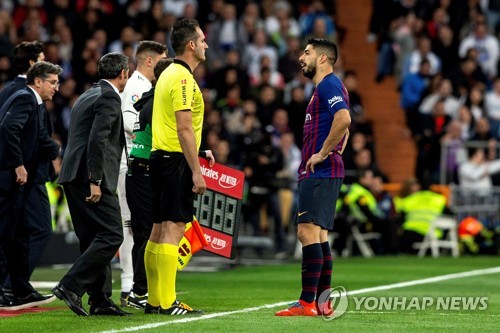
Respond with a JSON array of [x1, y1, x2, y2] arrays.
[[152, 59, 204, 152]]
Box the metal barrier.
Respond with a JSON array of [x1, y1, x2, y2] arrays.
[[439, 140, 500, 185], [449, 184, 500, 229]]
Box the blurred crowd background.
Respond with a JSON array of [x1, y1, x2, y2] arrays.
[[1, 0, 500, 258]]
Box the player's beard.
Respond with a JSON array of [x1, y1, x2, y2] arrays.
[[302, 63, 316, 79]]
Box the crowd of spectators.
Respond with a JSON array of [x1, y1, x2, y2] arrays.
[[4, 0, 500, 256], [363, 0, 500, 255], [369, 0, 500, 188], [0, 0, 350, 256]]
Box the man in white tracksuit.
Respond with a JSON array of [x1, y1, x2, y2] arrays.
[[118, 41, 166, 308]]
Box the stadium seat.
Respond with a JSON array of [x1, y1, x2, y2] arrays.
[[417, 215, 460, 258], [342, 224, 381, 258], [293, 225, 381, 259]]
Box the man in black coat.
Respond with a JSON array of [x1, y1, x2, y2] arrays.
[[0, 41, 45, 106], [52, 53, 130, 317], [0, 41, 60, 296], [0, 61, 63, 310]]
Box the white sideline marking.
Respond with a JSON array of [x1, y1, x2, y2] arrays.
[[97, 266, 500, 333], [32, 282, 57, 289], [345, 266, 500, 296]]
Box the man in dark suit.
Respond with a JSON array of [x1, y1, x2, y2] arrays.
[[0, 41, 60, 297], [0, 61, 63, 310], [0, 41, 45, 105], [52, 53, 130, 317]]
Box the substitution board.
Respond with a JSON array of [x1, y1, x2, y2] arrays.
[[193, 158, 244, 259]]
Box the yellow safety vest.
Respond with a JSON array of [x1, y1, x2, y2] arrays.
[[396, 190, 447, 237], [344, 182, 382, 223]]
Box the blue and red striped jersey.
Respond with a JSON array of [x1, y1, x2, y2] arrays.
[[298, 72, 350, 180]]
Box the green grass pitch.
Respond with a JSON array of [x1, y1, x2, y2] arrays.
[[2, 256, 499, 333]]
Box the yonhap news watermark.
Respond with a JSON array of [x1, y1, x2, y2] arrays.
[[318, 287, 488, 320], [352, 295, 488, 311]]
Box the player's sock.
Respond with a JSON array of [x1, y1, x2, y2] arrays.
[[299, 243, 323, 303], [157, 243, 179, 309], [144, 240, 160, 306], [316, 241, 333, 301]]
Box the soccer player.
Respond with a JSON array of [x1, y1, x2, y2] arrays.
[[118, 40, 167, 309], [276, 38, 351, 317], [146, 18, 214, 315]]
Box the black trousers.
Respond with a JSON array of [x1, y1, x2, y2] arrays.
[[126, 160, 153, 296], [25, 183, 52, 276], [2, 183, 53, 291], [0, 181, 34, 297], [61, 182, 123, 303]]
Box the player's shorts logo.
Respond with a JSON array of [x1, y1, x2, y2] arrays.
[[317, 286, 348, 320]]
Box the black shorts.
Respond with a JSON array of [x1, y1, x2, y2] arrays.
[[295, 178, 343, 231], [150, 151, 194, 224]]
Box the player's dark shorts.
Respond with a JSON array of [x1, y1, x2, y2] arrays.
[[150, 150, 194, 224], [295, 178, 343, 230]]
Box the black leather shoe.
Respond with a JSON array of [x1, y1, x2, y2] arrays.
[[7, 291, 56, 311], [52, 283, 89, 316], [90, 298, 132, 316], [0, 289, 13, 308]]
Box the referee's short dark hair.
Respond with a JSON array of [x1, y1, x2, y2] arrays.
[[171, 18, 200, 56], [98, 52, 129, 79], [26, 61, 63, 85]]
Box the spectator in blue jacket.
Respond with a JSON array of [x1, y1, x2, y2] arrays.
[[400, 58, 432, 137]]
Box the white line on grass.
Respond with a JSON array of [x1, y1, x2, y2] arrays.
[[97, 266, 500, 333], [344, 266, 500, 296]]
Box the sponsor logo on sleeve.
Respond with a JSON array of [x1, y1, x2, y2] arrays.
[[328, 96, 343, 107], [181, 83, 187, 105]]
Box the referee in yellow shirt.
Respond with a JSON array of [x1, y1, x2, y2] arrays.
[[145, 18, 215, 315]]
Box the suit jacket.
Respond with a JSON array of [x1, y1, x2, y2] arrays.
[[0, 76, 26, 107], [59, 80, 125, 192], [34, 104, 60, 183], [0, 76, 59, 183], [0, 88, 40, 190]]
